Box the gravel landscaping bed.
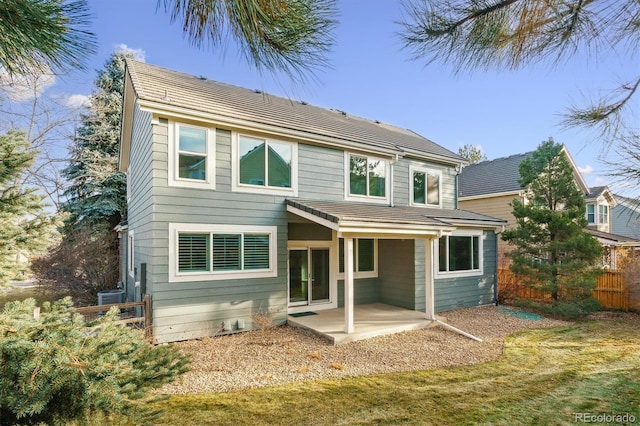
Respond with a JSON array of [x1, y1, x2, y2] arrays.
[[157, 305, 568, 394]]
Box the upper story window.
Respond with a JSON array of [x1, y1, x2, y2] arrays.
[[437, 231, 483, 277], [410, 166, 441, 207], [345, 153, 389, 203], [233, 134, 298, 196], [169, 223, 277, 282], [598, 204, 609, 225], [586, 204, 595, 224], [168, 121, 215, 189]]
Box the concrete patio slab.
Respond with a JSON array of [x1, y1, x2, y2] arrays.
[[287, 303, 443, 344]]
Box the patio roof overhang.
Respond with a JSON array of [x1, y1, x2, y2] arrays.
[[286, 199, 506, 236]]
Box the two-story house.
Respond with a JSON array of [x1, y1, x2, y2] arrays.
[[118, 60, 506, 344], [458, 149, 640, 271]]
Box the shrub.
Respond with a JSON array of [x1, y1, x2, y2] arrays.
[[0, 298, 189, 425], [31, 225, 119, 306]]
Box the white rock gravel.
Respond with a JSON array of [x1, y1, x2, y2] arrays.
[[156, 305, 568, 394]]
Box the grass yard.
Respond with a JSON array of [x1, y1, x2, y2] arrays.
[[123, 317, 639, 425]]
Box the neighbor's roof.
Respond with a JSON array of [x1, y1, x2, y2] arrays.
[[458, 147, 589, 199], [585, 228, 640, 245], [123, 59, 464, 164], [457, 153, 532, 198], [286, 199, 507, 230]]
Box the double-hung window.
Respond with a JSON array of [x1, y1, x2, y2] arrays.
[[586, 204, 595, 224], [168, 121, 215, 189], [169, 224, 277, 282], [338, 238, 377, 278], [598, 205, 608, 225], [345, 153, 388, 202], [411, 166, 441, 207], [437, 232, 482, 276], [234, 134, 297, 195]]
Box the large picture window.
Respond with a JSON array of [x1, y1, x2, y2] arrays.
[[438, 233, 482, 276], [411, 166, 441, 207], [346, 153, 388, 202], [168, 122, 215, 189], [234, 134, 297, 195], [170, 224, 277, 282], [338, 238, 377, 278]]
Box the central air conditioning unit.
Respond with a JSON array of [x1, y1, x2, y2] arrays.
[[97, 289, 126, 305]]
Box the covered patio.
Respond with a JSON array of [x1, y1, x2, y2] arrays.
[[288, 303, 445, 344]]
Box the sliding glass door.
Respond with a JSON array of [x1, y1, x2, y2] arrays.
[[289, 248, 330, 306]]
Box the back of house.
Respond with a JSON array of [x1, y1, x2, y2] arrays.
[[119, 60, 505, 344]]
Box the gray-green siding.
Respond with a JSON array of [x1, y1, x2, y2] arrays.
[[434, 231, 498, 312], [125, 110, 498, 343]]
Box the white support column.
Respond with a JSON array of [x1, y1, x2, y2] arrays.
[[344, 237, 355, 333], [424, 237, 435, 320]]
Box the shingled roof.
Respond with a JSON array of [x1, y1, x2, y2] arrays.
[[123, 59, 463, 163], [457, 152, 532, 198]]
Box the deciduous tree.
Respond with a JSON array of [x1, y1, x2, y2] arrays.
[[458, 144, 487, 164]]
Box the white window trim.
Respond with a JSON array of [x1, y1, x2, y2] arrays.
[[598, 204, 609, 225], [586, 204, 596, 224], [344, 152, 390, 204], [127, 230, 135, 278], [167, 121, 216, 190], [231, 132, 298, 196], [435, 230, 483, 278], [337, 238, 379, 279], [169, 223, 278, 283], [409, 165, 442, 208]]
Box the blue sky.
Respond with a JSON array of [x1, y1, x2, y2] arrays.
[[52, 0, 638, 195]]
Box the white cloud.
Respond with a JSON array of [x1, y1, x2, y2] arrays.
[[64, 94, 91, 109], [0, 68, 56, 102], [578, 164, 594, 175], [114, 44, 146, 62]]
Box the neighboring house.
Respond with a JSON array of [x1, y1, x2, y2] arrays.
[[118, 60, 506, 344], [458, 149, 640, 270], [585, 186, 616, 233], [612, 195, 640, 240]]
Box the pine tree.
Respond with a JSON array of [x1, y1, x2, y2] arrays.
[[502, 139, 603, 304], [0, 297, 189, 424], [0, 130, 56, 285], [62, 51, 129, 230]]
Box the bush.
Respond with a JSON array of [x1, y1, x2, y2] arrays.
[[31, 225, 119, 306], [0, 298, 189, 425]]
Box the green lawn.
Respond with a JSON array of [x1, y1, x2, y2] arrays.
[[5, 287, 636, 425], [137, 318, 638, 425]]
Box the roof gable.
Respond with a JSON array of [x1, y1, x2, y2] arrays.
[[119, 60, 464, 172]]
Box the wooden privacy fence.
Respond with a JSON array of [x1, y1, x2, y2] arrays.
[[498, 268, 630, 310], [75, 293, 152, 337]]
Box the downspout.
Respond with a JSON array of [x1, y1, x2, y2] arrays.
[[435, 319, 483, 342], [389, 153, 399, 207], [455, 162, 463, 209]]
